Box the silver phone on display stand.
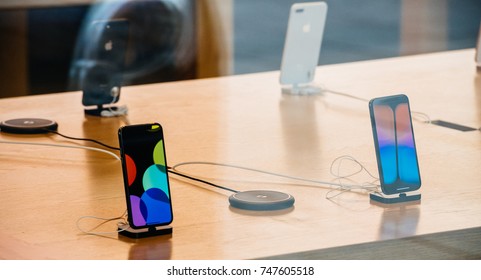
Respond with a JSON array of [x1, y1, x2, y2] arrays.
[[280, 2, 328, 94]]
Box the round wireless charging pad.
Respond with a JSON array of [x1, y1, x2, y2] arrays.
[[0, 118, 58, 134], [229, 190, 295, 211]]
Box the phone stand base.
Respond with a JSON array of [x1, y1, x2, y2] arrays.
[[281, 84, 323, 95], [370, 192, 421, 204], [117, 222, 172, 239], [84, 105, 128, 117]]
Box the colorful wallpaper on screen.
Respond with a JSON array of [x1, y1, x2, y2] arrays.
[[125, 139, 172, 227], [374, 103, 420, 185]]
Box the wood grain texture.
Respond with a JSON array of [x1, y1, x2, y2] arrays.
[[0, 49, 480, 259]]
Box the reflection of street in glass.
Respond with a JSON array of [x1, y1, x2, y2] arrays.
[[69, 0, 195, 91]]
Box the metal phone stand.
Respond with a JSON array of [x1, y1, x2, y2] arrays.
[[85, 105, 117, 116], [281, 84, 323, 95], [117, 222, 172, 239], [370, 192, 421, 204]]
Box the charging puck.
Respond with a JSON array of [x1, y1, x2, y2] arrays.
[[229, 190, 295, 211], [0, 118, 58, 134]]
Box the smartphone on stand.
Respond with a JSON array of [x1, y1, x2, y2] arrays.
[[118, 123, 173, 229], [280, 2, 327, 87], [81, 19, 129, 107], [369, 94, 421, 195]]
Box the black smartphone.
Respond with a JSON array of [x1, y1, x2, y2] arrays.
[[81, 19, 129, 106], [369, 94, 421, 195], [118, 123, 173, 229], [91, 19, 129, 70]]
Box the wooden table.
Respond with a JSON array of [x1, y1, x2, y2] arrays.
[[0, 49, 480, 259]]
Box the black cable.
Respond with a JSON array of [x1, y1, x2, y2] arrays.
[[43, 128, 238, 193], [167, 167, 239, 193], [44, 129, 120, 151]]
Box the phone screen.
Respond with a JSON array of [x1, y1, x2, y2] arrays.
[[118, 123, 173, 228], [369, 94, 421, 195]]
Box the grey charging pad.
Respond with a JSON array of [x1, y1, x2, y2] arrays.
[[0, 118, 58, 134], [229, 190, 295, 211]]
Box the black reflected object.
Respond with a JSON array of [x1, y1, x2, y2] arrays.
[[0, 118, 58, 134], [70, 19, 129, 116], [78, 60, 123, 107], [431, 120, 477, 132], [229, 190, 295, 211]]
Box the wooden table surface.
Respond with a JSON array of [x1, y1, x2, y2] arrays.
[[0, 49, 480, 259]]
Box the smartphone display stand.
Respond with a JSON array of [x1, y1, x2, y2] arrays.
[[370, 192, 421, 204], [281, 84, 323, 95], [84, 104, 128, 117], [117, 222, 172, 239]]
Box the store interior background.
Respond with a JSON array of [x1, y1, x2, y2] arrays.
[[0, 0, 480, 97]]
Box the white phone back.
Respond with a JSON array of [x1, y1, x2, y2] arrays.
[[280, 2, 328, 85]]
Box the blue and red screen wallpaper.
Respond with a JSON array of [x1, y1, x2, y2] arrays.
[[371, 96, 421, 194]]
